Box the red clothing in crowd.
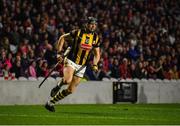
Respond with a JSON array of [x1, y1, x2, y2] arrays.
[[119, 63, 131, 79]]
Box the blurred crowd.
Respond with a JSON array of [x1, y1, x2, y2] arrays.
[[0, 0, 180, 80]]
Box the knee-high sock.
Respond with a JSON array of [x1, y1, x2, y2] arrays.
[[50, 89, 71, 104], [58, 79, 67, 87]]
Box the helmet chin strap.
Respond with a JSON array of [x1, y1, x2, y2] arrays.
[[87, 28, 95, 33], [84, 27, 95, 34]]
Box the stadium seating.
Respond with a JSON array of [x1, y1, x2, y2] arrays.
[[0, 0, 179, 80], [0, 77, 4, 81], [55, 77, 62, 81], [148, 79, 155, 83], [102, 77, 110, 81], [37, 77, 44, 81], [47, 77, 56, 82], [18, 77, 28, 81], [28, 77, 38, 81], [155, 79, 163, 83]]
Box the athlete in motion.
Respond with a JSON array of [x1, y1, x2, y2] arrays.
[[45, 17, 101, 112]]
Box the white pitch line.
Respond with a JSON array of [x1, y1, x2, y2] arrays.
[[0, 113, 171, 122]]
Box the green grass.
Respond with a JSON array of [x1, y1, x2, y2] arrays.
[[0, 104, 180, 125]]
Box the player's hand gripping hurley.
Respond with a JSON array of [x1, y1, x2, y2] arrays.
[[38, 47, 71, 88]]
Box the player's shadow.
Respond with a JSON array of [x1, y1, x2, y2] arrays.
[[138, 86, 147, 103]]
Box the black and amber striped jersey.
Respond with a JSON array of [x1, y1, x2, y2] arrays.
[[67, 29, 100, 65]]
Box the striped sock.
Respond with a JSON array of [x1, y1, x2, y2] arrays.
[[58, 79, 67, 87], [50, 89, 71, 104]]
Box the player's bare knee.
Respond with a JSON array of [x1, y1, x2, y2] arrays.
[[63, 76, 73, 84]]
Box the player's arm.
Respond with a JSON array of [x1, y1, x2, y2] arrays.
[[92, 47, 100, 72], [92, 34, 101, 72], [55, 30, 77, 53], [93, 47, 100, 66], [55, 33, 70, 53]]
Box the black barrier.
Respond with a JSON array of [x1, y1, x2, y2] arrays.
[[113, 81, 138, 104]]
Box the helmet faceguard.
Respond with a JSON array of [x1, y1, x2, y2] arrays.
[[85, 17, 97, 33]]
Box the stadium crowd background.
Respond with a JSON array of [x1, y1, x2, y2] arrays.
[[0, 0, 180, 80]]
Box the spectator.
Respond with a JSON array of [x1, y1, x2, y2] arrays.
[[4, 53, 13, 69], [156, 59, 164, 79], [148, 60, 157, 79], [170, 65, 179, 79], [21, 52, 29, 76], [119, 58, 131, 79], [108, 57, 114, 72], [28, 61, 37, 78], [19, 38, 30, 55], [10, 60, 23, 78], [0, 0, 180, 80], [1, 37, 10, 51], [96, 62, 110, 80], [110, 58, 120, 79], [129, 63, 137, 79], [135, 62, 147, 79], [0, 49, 7, 71], [41, 61, 49, 77], [163, 67, 172, 80], [36, 59, 44, 77], [2, 64, 12, 80], [102, 52, 109, 73]]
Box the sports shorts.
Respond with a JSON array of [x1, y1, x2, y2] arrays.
[[64, 58, 86, 78]]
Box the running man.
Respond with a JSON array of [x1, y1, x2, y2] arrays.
[[45, 17, 101, 112]]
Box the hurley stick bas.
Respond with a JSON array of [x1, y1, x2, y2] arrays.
[[38, 47, 71, 88]]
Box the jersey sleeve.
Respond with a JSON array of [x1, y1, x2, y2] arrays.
[[93, 34, 101, 48], [69, 29, 79, 38], [64, 29, 79, 45]]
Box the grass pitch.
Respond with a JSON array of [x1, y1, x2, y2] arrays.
[[0, 104, 180, 125]]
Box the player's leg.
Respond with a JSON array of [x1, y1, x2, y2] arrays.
[[63, 64, 86, 94], [49, 66, 85, 102], [50, 65, 74, 97], [45, 66, 74, 112], [65, 66, 85, 93], [50, 76, 81, 103], [67, 75, 81, 93], [50, 80, 64, 97], [45, 75, 81, 112], [45, 60, 85, 112]]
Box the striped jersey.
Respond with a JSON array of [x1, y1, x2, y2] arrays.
[[67, 29, 100, 65]]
